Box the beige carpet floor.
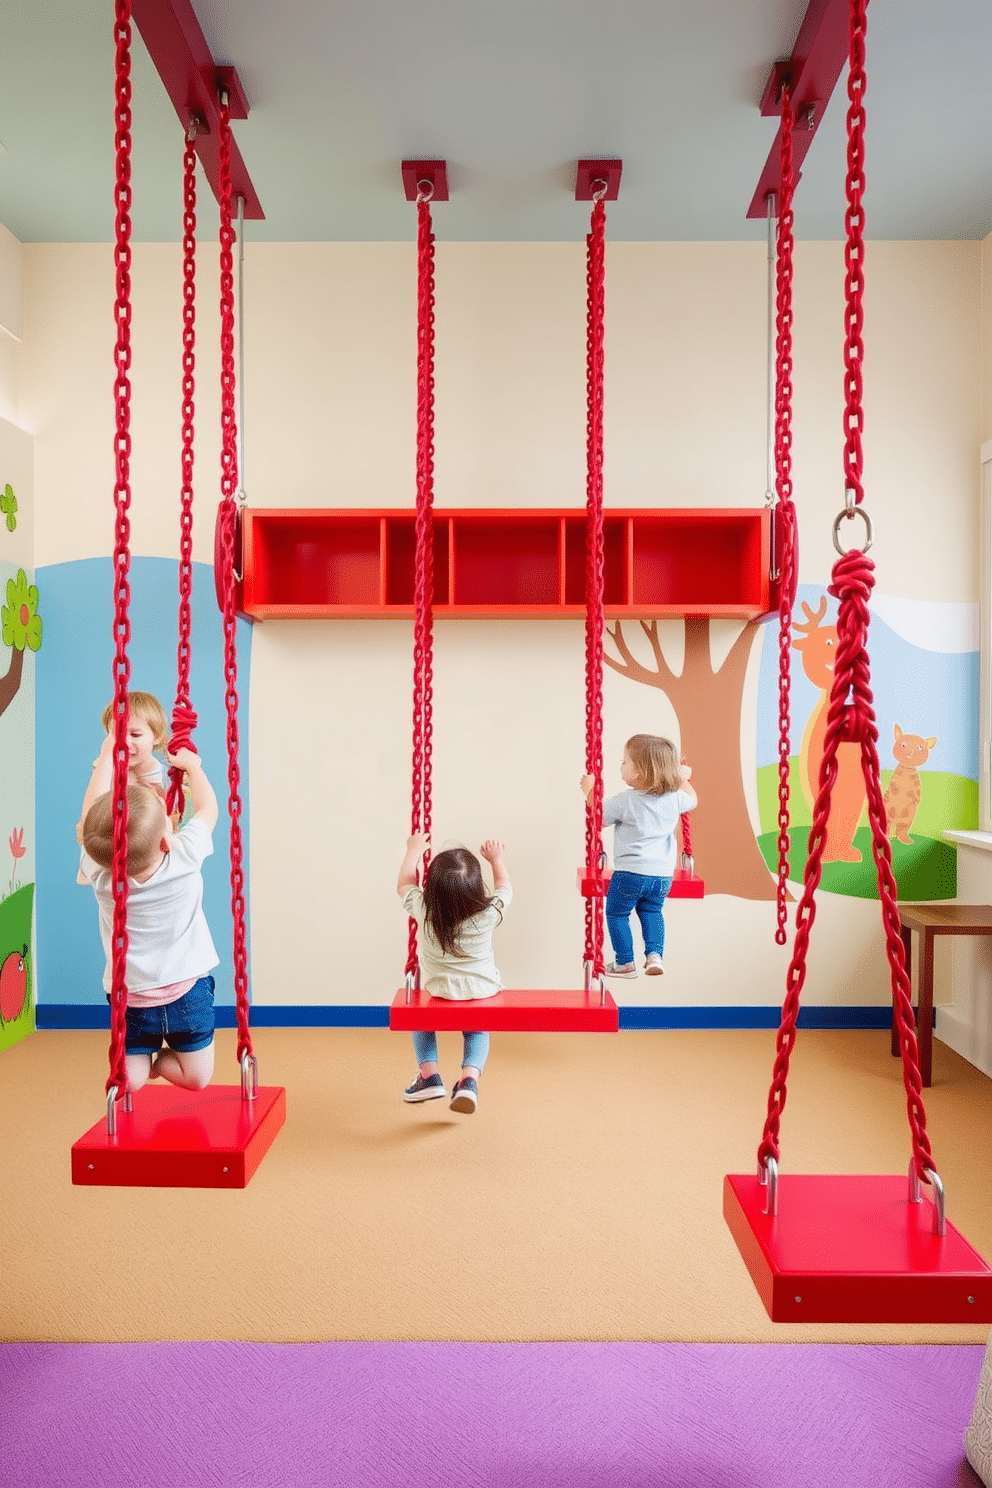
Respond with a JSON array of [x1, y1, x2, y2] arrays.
[[3, 1025, 991, 1345]]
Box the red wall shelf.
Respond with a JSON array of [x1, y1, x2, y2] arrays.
[[236, 508, 778, 620]]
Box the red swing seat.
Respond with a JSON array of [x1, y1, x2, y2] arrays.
[[72, 1084, 286, 1189], [390, 985, 618, 1034], [71, 66, 284, 1190], [725, 3, 992, 1324], [724, 1171, 992, 1323]]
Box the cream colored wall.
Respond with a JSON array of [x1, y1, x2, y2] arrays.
[[983, 232, 992, 445], [18, 238, 982, 1010]]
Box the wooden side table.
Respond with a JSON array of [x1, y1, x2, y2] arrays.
[[892, 904, 992, 1086]]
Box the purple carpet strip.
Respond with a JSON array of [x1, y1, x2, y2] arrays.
[[1, 1342, 984, 1488]]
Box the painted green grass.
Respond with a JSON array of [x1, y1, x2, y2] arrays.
[[0, 882, 35, 1051], [755, 764, 973, 901]]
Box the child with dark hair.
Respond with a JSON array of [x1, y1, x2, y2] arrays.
[[397, 834, 510, 1115]]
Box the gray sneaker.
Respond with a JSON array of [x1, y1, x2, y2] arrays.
[[403, 1072, 446, 1103], [450, 1077, 478, 1114]]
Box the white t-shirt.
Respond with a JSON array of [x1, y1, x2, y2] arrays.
[[79, 816, 219, 994], [403, 883, 512, 1001], [601, 787, 695, 876]]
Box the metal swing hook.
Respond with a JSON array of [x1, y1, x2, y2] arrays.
[[832, 487, 874, 556], [241, 1050, 258, 1102], [908, 1161, 946, 1238], [759, 1154, 779, 1217], [416, 179, 435, 205]]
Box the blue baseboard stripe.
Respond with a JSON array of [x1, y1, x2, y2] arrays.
[[35, 1005, 895, 1031]]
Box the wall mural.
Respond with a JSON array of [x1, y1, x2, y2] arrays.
[[0, 528, 41, 1051], [605, 586, 976, 904]]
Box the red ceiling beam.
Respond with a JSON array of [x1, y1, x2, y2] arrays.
[[131, 0, 264, 221], [746, 0, 850, 220]]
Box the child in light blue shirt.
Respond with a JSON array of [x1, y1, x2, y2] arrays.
[[581, 734, 696, 978]]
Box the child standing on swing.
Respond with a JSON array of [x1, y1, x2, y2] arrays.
[[397, 834, 511, 1115], [581, 733, 697, 978]]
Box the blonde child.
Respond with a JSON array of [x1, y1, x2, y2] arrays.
[[100, 689, 170, 801], [78, 739, 220, 1093], [75, 692, 172, 878], [581, 733, 697, 978], [397, 834, 511, 1114]]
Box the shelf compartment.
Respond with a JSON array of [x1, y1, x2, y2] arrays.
[[563, 515, 629, 606], [244, 511, 382, 609], [630, 511, 770, 614], [451, 513, 562, 607], [383, 516, 451, 607]]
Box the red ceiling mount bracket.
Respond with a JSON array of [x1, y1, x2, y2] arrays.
[[216, 66, 251, 121], [131, 0, 264, 220], [401, 160, 449, 202], [746, 0, 849, 219], [575, 160, 622, 201]]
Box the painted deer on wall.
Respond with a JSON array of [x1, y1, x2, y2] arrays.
[[883, 724, 937, 845], [792, 596, 867, 862]]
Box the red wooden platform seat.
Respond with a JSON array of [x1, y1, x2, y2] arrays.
[[71, 1083, 287, 1189], [576, 865, 704, 899], [390, 986, 618, 1034], [723, 1170, 992, 1323]]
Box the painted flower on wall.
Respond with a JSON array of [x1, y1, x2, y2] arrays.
[[2, 571, 41, 653], [8, 828, 24, 861], [0, 485, 16, 533]]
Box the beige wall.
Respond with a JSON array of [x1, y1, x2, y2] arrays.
[[17, 238, 983, 1010], [983, 231, 992, 445]]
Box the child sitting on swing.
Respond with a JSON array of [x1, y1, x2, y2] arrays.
[[397, 834, 511, 1115]]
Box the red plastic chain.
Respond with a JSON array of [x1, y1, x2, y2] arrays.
[[107, 0, 134, 1101], [167, 131, 199, 819], [843, 0, 868, 512], [216, 98, 253, 1066], [756, 553, 934, 1182], [679, 806, 692, 865], [583, 195, 607, 978], [774, 82, 799, 946], [757, 0, 935, 1185], [406, 192, 436, 978]]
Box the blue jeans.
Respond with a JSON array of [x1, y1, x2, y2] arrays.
[[605, 872, 673, 965], [413, 1029, 490, 1073], [118, 976, 216, 1056]]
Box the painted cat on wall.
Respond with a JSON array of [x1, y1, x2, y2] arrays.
[[883, 724, 937, 845]]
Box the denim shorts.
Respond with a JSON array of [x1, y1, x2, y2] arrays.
[[116, 975, 216, 1056]]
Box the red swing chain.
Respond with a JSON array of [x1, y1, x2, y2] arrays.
[[679, 801, 693, 870], [774, 82, 799, 946], [166, 129, 199, 818], [406, 189, 437, 979], [216, 97, 253, 1068], [583, 193, 607, 979], [106, 0, 134, 1101], [756, 0, 935, 1187]]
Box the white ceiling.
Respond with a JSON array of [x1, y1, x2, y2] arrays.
[[0, 0, 989, 245]]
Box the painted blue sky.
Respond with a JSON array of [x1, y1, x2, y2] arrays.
[[36, 557, 252, 1006], [756, 585, 979, 778]]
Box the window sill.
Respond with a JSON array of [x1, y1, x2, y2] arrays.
[[942, 830, 992, 854]]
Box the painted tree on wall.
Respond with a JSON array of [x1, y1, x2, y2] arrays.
[[0, 569, 43, 718], [606, 617, 774, 900]]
